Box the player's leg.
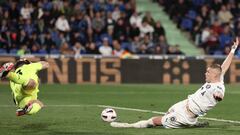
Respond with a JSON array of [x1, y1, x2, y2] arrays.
[[110, 116, 163, 128], [17, 99, 44, 116], [152, 116, 164, 126], [26, 100, 44, 115], [111, 102, 181, 128], [17, 96, 43, 116], [190, 121, 209, 128], [131, 116, 163, 128]]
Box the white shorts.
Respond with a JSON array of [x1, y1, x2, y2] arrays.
[[161, 100, 198, 128]]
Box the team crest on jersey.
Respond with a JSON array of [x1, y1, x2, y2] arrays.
[[206, 84, 211, 89], [170, 116, 176, 122]]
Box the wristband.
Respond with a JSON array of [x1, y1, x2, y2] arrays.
[[230, 48, 236, 54]]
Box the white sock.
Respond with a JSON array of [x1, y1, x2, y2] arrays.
[[110, 122, 133, 128], [132, 118, 154, 128], [111, 118, 154, 128]]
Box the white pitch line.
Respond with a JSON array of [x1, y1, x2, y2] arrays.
[[98, 105, 240, 124], [1, 104, 240, 124], [0, 104, 96, 107]]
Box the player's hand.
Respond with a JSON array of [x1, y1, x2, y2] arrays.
[[3, 62, 14, 71], [213, 91, 223, 101], [0, 62, 14, 78], [232, 37, 239, 50]]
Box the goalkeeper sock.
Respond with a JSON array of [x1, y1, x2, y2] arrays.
[[27, 103, 42, 115], [7, 72, 29, 86]]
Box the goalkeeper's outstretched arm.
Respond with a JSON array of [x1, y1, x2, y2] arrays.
[[38, 61, 49, 70], [221, 37, 239, 75]]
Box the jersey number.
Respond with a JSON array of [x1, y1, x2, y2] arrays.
[[16, 69, 23, 75], [201, 91, 206, 96]]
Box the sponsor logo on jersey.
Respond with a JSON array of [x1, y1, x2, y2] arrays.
[[170, 116, 176, 122], [206, 84, 211, 89]]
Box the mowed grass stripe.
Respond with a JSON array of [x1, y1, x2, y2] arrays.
[[1, 104, 240, 124]]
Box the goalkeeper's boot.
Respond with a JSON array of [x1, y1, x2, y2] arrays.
[[16, 103, 33, 116]]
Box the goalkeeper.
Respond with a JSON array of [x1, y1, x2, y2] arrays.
[[0, 59, 49, 116]]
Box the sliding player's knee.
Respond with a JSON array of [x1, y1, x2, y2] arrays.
[[24, 79, 37, 90], [152, 116, 163, 126]]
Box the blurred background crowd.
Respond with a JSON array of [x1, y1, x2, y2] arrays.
[[156, 0, 240, 55], [0, 0, 239, 57], [0, 0, 184, 57]]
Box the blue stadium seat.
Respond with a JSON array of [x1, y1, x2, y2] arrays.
[[213, 50, 223, 55], [106, 3, 114, 12], [9, 49, 18, 54], [39, 49, 48, 54], [0, 48, 7, 54], [96, 41, 102, 48], [192, 0, 206, 7], [100, 34, 113, 45], [50, 49, 60, 54], [121, 42, 131, 50], [180, 18, 193, 31], [219, 34, 233, 49], [187, 10, 197, 20]]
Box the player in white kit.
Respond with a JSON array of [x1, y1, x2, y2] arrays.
[[111, 37, 239, 129]]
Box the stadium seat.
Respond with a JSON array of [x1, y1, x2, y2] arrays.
[[187, 10, 197, 20], [39, 49, 48, 54], [192, 0, 206, 7], [50, 49, 60, 55], [213, 50, 223, 55], [121, 42, 132, 50], [180, 18, 193, 31], [9, 49, 18, 54], [219, 34, 233, 49], [0, 48, 7, 54]]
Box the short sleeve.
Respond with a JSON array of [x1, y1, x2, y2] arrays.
[[29, 62, 42, 72]]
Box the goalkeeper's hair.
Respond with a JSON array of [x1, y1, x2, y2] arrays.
[[14, 59, 31, 69]]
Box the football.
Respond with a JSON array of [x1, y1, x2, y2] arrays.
[[101, 108, 117, 122]]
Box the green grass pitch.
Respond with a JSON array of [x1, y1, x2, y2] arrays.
[[0, 84, 240, 135]]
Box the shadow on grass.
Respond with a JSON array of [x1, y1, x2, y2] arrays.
[[22, 123, 50, 130], [49, 132, 121, 135], [19, 123, 122, 135], [19, 122, 54, 134]]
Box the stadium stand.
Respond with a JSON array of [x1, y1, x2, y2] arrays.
[[1, 0, 239, 57], [156, 0, 240, 55], [137, 0, 201, 55], [0, 0, 188, 56]]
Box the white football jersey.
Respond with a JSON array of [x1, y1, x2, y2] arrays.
[[187, 76, 225, 116]]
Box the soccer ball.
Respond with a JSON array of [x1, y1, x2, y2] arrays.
[[101, 108, 117, 122]]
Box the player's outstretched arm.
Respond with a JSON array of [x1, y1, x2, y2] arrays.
[[38, 61, 49, 70], [221, 37, 239, 75]]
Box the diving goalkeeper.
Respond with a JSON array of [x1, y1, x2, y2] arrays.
[[0, 59, 49, 116]]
